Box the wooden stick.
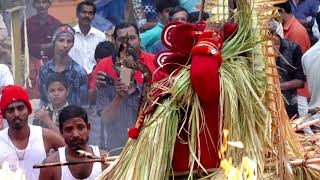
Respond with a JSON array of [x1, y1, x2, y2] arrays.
[[290, 158, 320, 167], [306, 164, 320, 171], [33, 159, 112, 169], [198, 0, 206, 22], [33, 156, 119, 169], [291, 107, 320, 127], [292, 119, 320, 131]]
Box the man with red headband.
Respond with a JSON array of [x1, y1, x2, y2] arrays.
[[0, 85, 65, 179], [39, 24, 88, 107]]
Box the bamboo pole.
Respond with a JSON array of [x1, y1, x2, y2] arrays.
[[290, 158, 320, 167], [8, 6, 25, 86], [292, 119, 320, 131], [291, 107, 320, 127]]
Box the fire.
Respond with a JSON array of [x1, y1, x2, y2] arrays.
[[0, 162, 26, 180], [219, 130, 257, 180]]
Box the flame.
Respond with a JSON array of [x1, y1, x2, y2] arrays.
[[0, 162, 26, 180], [219, 130, 257, 180]]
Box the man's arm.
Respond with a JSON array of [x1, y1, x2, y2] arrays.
[[39, 153, 60, 180], [98, 80, 127, 121], [42, 128, 65, 153], [35, 107, 60, 134]]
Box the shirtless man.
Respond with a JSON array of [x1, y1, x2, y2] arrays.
[[39, 105, 108, 180]]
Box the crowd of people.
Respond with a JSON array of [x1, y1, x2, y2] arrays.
[[0, 0, 320, 179]]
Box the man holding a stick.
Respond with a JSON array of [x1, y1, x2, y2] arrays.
[[39, 105, 108, 180]]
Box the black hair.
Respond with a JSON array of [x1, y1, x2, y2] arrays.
[[59, 105, 89, 132], [45, 73, 69, 91], [156, 0, 179, 13], [113, 22, 139, 40], [187, 11, 210, 23], [316, 12, 320, 32], [76, 0, 96, 16], [169, 6, 189, 21], [274, 2, 291, 14], [94, 41, 116, 61]]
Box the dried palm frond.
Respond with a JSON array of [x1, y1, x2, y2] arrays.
[[97, 67, 204, 180]]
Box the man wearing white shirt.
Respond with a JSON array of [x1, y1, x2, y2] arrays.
[[301, 13, 320, 134], [0, 64, 14, 93], [69, 1, 106, 74]]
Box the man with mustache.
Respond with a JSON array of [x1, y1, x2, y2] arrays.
[[0, 85, 65, 180], [39, 24, 88, 107], [89, 22, 166, 153], [39, 105, 108, 180], [68, 1, 106, 75]]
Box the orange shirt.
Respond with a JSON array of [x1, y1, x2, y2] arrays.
[[283, 16, 310, 97], [283, 16, 311, 54]]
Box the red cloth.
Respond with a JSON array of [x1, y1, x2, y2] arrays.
[[0, 85, 32, 118], [90, 51, 167, 89], [171, 39, 222, 171]]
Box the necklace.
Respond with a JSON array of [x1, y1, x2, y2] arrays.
[[14, 147, 26, 161], [7, 128, 30, 161]]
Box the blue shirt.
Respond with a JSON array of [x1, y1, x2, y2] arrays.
[[289, 0, 320, 27], [96, 84, 141, 155], [140, 23, 164, 53], [39, 57, 89, 106], [150, 39, 168, 54]]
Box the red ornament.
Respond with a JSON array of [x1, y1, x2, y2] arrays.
[[128, 128, 140, 139]]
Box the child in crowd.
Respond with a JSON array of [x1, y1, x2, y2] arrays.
[[33, 74, 69, 134]]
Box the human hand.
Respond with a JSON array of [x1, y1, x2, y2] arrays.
[[114, 79, 129, 98], [35, 107, 50, 123], [96, 71, 114, 88]]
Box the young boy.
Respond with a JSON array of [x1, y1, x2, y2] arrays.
[[33, 74, 69, 134]]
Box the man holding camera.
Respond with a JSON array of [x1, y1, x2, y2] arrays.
[[90, 22, 164, 154]]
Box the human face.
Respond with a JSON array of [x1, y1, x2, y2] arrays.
[[159, 8, 171, 24], [47, 82, 68, 108], [171, 11, 188, 22], [61, 117, 90, 150], [54, 35, 74, 56], [5, 101, 30, 130], [115, 26, 140, 54], [77, 5, 95, 26], [33, 0, 51, 15]]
